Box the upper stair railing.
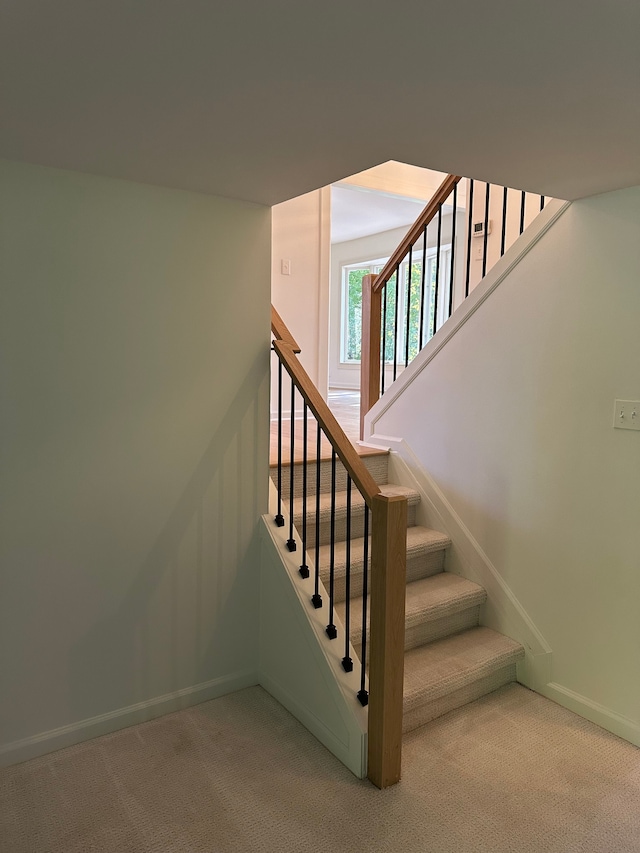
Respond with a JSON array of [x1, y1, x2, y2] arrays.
[[360, 174, 548, 437], [271, 306, 407, 789]]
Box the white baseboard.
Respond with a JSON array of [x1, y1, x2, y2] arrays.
[[0, 669, 258, 768], [541, 682, 640, 748]]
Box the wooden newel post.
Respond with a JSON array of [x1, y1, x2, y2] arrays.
[[367, 492, 407, 789], [360, 274, 382, 441]]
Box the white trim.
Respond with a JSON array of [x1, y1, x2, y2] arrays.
[[316, 186, 331, 399], [0, 669, 258, 768], [366, 199, 571, 434], [541, 682, 640, 748], [339, 257, 386, 364]]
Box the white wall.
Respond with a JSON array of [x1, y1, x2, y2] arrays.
[[271, 188, 330, 414], [368, 187, 640, 742], [0, 160, 271, 763], [466, 180, 551, 292]]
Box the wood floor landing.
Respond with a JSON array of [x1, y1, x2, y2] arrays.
[[269, 390, 386, 465]]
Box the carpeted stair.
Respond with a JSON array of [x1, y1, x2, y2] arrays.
[[271, 449, 523, 734]]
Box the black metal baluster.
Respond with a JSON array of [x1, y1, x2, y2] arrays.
[[381, 282, 387, 397], [392, 266, 400, 381], [286, 378, 296, 552], [312, 422, 322, 609], [540, 195, 545, 211], [404, 246, 413, 367], [299, 403, 309, 578], [465, 179, 474, 297], [342, 476, 353, 672], [519, 191, 526, 235], [357, 504, 370, 706], [433, 205, 443, 336], [448, 183, 457, 318], [482, 182, 490, 279], [275, 358, 284, 527], [326, 449, 338, 640], [419, 224, 427, 348], [500, 185, 508, 257]]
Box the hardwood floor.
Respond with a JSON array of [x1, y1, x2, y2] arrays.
[[327, 390, 360, 441], [269, 390, 377, 465]]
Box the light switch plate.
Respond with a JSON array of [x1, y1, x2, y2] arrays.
[[613, 399, 640, 431]]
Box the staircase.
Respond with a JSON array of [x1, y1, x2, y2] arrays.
[[272, 447, 524, 736]]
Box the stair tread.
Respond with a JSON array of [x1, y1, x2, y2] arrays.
[[404, 574, 487, 626], [378, 483, 421, 501], [318, 525, 451, 577], [403, 626, 524, 709], [335, 572, 485, 636]]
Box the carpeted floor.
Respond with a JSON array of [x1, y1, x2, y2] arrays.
[[1, 684, 639, 852]]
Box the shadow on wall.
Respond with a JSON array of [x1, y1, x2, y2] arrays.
[[68, 352, 270, 721]]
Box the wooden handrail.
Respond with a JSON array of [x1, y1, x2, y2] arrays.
[[273, 339, 380, 505], [360, 174, 462, 440], [271, 305, 301, 353], [372, 173, 462, 293]]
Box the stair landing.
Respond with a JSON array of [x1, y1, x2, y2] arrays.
[[269, 390, 384, 465]]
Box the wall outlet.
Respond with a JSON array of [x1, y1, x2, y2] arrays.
[[613, 399, 640, 431], [281, 258, 291, 275]]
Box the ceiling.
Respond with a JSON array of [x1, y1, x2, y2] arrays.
[[331, 185, 427, 244], [2, 1, 639, 205]]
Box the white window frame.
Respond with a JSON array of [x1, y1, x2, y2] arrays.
[[340, 258, 386, 364]]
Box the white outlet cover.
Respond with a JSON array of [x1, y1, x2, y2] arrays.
[[613, 399, 640, 431]]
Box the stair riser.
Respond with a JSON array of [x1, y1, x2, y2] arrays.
[[297, 503, 417, 549], [402, 664, 518, 734], [348, 606, 482, 661], [405, 608, 481, 650], [322, 547, 446, 606], [272, 455, 388, 500]]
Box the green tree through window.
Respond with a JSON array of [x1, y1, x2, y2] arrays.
[[346, 268, 366, 361], [342, 250, 449, 365]]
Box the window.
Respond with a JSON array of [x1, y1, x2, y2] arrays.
[[341, 246, 452, 365], [341, 260, 385, 362]]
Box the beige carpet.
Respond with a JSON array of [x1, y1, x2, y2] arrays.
[[2, 684, 639, 852]]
